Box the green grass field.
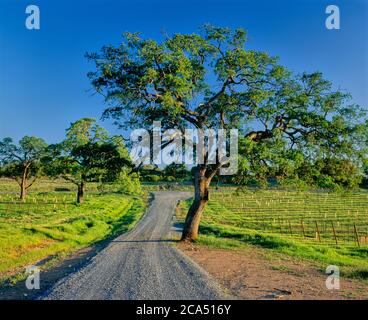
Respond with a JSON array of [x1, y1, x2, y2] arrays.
[[0, 179, 146, 284], [177, 189, 368, 280]]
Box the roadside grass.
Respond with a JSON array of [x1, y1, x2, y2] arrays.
[[0, 179, 147, 284], [177, 193, 368, 281]]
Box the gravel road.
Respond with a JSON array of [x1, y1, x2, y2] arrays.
[[41, 192, 224, 300]]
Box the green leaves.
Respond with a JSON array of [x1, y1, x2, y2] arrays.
[[0, 136, 48, 197], [87, 24, 278, 130], [64, 118, 109, 150], [48, 120, 131, 186], [0, 136, 47, 164], [87, 25, 367, 188]]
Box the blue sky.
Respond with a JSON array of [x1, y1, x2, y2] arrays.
[[0, 0, 367, 143]]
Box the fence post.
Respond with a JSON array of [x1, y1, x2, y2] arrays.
[[331, 221, 338, 245], [353, 224, 360, 247], [301, 220, 306, 238], [315, 221, 321, 243], [279, 218, 283, 234], [288, 220, 292, 235]]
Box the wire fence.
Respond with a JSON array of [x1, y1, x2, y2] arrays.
[[208, 191, 368, 247]]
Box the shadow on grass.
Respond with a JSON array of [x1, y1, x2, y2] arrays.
[[348, 270, 368, 280], [0, 236, 114, 300], [199, 225, 368, 281], [199, 224, 289, 249]]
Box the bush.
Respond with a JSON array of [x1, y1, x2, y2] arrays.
[[145, 175, 161, 183], [114, 169, 142, 195]]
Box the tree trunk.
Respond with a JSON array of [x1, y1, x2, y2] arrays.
[[20, 180, 27, 200], [20, 169, 28, 201], [181, 167, 210, 242], [77, 182, 85, 204]]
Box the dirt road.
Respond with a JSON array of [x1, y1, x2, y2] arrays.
[[41, 192, 224, 300]]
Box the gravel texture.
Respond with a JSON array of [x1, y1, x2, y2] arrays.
[[41, 192, 225, 300]]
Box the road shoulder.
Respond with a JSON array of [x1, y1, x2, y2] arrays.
[[177, 242, 368, 300]]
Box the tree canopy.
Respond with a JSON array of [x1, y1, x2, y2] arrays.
[[0, 136, 48, 199], [45, 118, 131, 203]]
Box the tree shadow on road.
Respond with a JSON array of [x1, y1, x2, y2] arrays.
[[111, 239, 179, 243]]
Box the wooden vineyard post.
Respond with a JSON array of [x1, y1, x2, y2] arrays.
[[288, 220, 292, 235], [301, 220, 306, 238], [279, 219, 283, 234], [315, 221, 321, 243], [354, 224, 360, 247], [331, 221, 338, 245]]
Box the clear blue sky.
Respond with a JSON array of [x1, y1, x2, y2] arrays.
[[0, 0, 367, 143]]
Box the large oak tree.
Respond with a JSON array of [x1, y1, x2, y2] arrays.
[[87, 25, 366, 241]]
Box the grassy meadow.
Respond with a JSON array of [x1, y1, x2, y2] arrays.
[[0, 179, 146, 284], [177, 189, 368, 280]]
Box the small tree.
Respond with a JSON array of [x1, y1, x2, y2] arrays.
[[0, 136, 47, 200], [47, 118, 131, 203]]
